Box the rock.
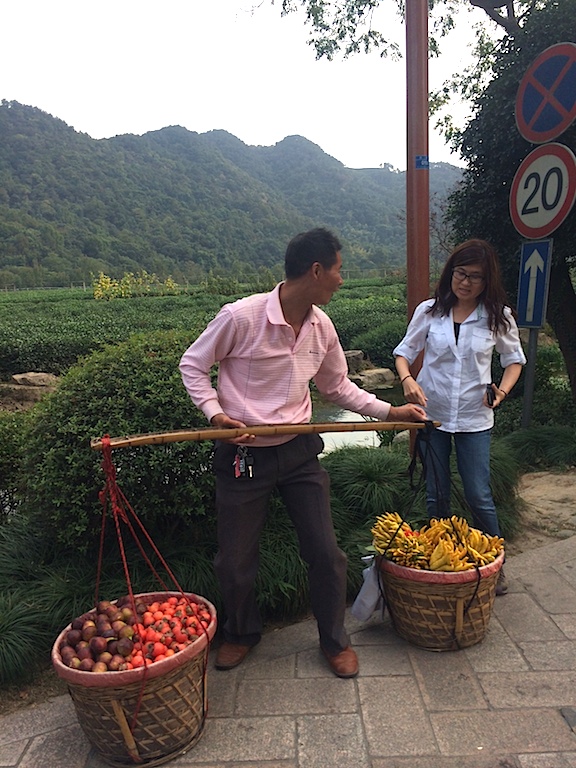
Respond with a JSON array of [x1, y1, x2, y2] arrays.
[[350, 368, 395, 390], [11, 372, 60, 387], [392, 430, 411, 445], [344, 350, 368, 374]]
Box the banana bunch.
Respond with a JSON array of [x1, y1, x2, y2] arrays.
[[371, 512, 504, 571]]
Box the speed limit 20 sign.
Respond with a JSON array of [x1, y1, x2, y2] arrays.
[[509, 142, 576, 239]]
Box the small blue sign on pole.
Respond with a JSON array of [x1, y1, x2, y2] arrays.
[[516, 239, 553, 328]]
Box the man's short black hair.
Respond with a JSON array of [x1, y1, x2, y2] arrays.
[[284, 228, 342, 279]]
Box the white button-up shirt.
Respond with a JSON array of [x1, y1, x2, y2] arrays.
[[393, 299, 526, 433]]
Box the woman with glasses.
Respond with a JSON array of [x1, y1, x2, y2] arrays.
[[393, 239, 526, 595]]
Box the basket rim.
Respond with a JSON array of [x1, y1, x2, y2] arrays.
[[379, 549, 504, 584], [51, 591, 217, 688]]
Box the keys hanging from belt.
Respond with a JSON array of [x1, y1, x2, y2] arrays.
[[233, 446, 254, 478]]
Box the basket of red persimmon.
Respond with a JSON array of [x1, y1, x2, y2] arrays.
[[52, 591, 217, 767], [372, 513, 504, 651]]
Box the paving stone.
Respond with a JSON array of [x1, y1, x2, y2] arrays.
[[371, 756, 521, 767], [518, 753, 576, 767], [293, 647, 336, 678], [18, 723, 91, 768], [480, 671, 576, 708], [493, 593, 566, 643], [205, 666, 241, 718], [464, 618, 529, 672], [359, 676, 438, 757], [350, 617, 401, 647], [431, 709, 576, 755], [255, 619, 318, 658], [354, 642, 413, 677], [174, 762, 296, 768], [550, 614, 576, 639], [553, 561, 576, 593], [296, 714, 370, 768], [235, 678, 357, 716], [174, 716, 295, 763], [516, 570, 576, 615], [409, 648, 488, 711], [0, 695, 77, 743], [242, 653, 296, 679], [519, 640, 576, 670], [0, 740, 28, 767], [507, 539, 576, 580]]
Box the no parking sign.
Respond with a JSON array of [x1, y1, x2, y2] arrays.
[[515, 42, 576, 144]]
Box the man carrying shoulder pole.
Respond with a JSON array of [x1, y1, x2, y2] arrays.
[[180, 228, 426, 678]]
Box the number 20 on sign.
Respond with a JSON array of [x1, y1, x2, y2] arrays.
[[509, 143, 576, 239]]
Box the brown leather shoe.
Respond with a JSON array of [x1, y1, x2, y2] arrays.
[[215, 642, 253, 670], [322, 646, 359, 678]]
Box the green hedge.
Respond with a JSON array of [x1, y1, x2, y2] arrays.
[[19, 330, 214, 550]]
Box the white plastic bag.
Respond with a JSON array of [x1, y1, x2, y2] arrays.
[[350, 556, 384, 622]]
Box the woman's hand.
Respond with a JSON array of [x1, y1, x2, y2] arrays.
[[401, 376, 428, 408], [484, 384, 507, 409]]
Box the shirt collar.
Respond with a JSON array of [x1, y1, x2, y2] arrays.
[[266, 282, 319, 326]]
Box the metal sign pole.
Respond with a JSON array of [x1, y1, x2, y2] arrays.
[[521, 329, 539, 428]]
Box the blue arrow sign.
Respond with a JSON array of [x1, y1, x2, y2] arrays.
[[516, 239, 553, 328]]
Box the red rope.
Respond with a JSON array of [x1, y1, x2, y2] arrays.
[[96, 435, 211, 755]]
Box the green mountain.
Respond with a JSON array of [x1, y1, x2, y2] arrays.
[[0, 100, 462, 288]]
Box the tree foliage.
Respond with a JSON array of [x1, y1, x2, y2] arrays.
[[447, 0, 576, 401], [0, 101, 461, 288], [278, 0, 535, 60]]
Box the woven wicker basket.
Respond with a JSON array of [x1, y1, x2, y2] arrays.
[[378, 551, 503, 651], [52, 592, 217, 767]]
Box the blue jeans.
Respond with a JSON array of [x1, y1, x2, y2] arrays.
[[422, 428, 501, 537]]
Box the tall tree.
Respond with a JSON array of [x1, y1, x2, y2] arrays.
[[278, 0, 531, 60], [447, 0, 576, 401]]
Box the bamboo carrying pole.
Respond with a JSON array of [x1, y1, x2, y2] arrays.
[[90, 421, 439, 451]]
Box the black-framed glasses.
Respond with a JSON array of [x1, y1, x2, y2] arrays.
[[452, 267, 485, 285]]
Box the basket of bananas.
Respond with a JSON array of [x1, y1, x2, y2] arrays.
[[371, 513, 504, 651]]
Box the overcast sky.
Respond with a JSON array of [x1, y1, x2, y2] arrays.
[[1, 0, 491, 170]]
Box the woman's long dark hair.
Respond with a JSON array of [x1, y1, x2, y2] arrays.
[[428, 239, 511, 333]]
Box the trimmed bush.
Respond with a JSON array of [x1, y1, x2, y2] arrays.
[[351, 317, 408, 369], [20, 330, 215, 550], [0, 410, 28, 520]]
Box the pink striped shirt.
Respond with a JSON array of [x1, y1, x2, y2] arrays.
[[179, 283, 391, 446]]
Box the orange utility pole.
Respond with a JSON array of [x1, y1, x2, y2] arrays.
[[405, 0, 430, 325]]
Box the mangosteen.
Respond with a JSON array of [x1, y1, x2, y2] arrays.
[[89, 635, 108, 656], [66, 629, 82, 647], [116, 637, 134, 657], [81, 620, 97, 642], [111, 620, 127, 635], [108, 654, 127, 671], [118, 625, 134, 640], [76, 644, 92, 661]]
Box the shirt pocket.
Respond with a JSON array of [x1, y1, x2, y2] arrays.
[[471, 328, 495, 353], [426, 328, 452, 361]]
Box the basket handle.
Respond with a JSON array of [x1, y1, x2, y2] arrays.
[[111, 700, 140, 761]]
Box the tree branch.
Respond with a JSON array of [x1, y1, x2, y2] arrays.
[[468, 0, 521, 35]]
